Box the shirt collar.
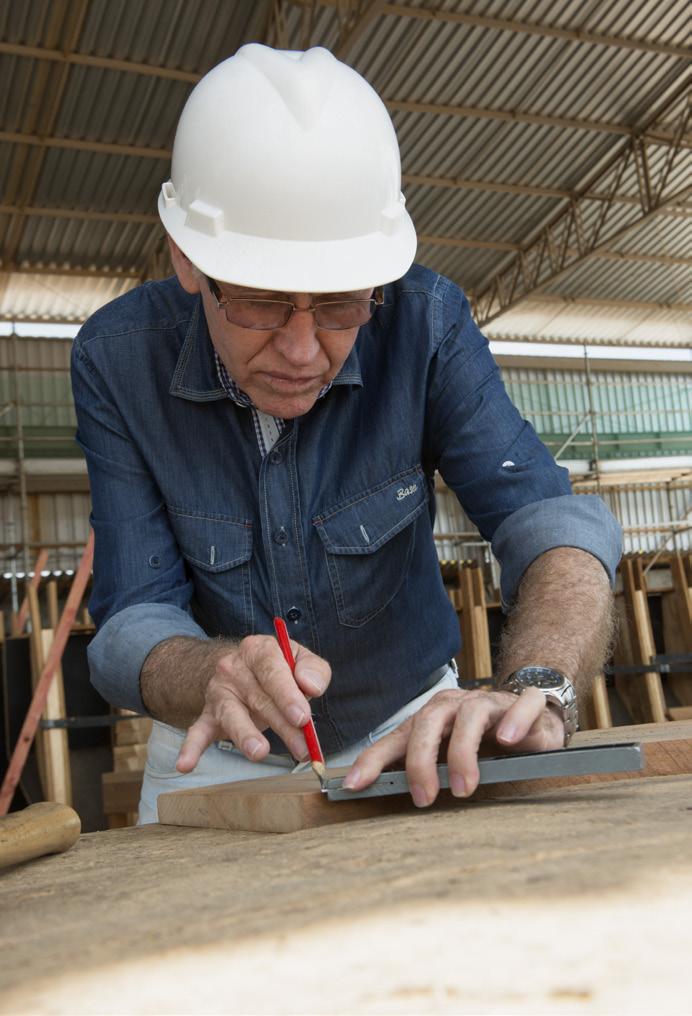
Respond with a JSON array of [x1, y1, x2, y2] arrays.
[[170, 296, 364, 402]]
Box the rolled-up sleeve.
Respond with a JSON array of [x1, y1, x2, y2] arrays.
[[426, 280, 623, 607], [491, 494, 623, 608], [87, 604, 208, 714]]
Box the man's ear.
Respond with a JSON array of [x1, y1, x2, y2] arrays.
[[167, 235, 202, 294]]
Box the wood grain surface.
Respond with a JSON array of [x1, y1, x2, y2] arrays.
[[1, 776, 692, 1014]]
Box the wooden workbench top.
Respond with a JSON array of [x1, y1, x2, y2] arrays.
[[2, 775, 692, 1014]]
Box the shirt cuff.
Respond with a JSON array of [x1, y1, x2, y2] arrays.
[[491, 494, 623, 609], [87, 603, 209, 714]]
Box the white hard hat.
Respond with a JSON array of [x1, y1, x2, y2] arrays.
[[158, 44, 416, 292]]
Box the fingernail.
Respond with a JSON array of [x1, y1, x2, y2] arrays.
[[498, 724, 517, 743], [244, 737, 264, 759], [342, 767, 361, 790], [288, 705, 308, 726], [450, 773, 466, 797], [302, 670, 324, 695], [410, 783, 429, 808]]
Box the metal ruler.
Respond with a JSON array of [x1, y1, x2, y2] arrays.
[[322, 742, 643, 801]]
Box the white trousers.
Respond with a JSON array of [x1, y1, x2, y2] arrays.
[[138, 661, 458, 824]]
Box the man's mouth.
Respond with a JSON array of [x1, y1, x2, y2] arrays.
[[260, 372, 320, 392]]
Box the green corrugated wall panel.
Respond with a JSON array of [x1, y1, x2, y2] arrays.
[[501, 366, 691, 458]]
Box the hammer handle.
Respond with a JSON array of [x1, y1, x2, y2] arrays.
[[0, 802, 81, 870]]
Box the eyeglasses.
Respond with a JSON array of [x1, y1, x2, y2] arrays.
[[206, 277, 384, 331]]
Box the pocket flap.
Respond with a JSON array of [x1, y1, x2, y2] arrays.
[[168, 509, 252, 572], [314, 469, 428, 555]]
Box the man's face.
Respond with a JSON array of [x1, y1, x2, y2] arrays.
[[200, 280, 372, 419]]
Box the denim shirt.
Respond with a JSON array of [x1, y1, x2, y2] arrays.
[[71, 264, 622, 754]]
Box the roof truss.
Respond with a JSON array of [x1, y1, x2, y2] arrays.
[[472, 84, 692, 324]]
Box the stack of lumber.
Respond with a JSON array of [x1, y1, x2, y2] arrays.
[[102, 711, 152, 828]]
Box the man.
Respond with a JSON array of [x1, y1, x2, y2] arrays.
[[71, 44, 620, 823]]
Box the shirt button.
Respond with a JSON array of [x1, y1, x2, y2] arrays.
[[286, 606, 302, 623], [273, 527, 288, 545], [269, 450, 282, 465], [148, 555, 160, 568]]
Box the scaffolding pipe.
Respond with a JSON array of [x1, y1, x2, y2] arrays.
[[10, 332, 30, 574]]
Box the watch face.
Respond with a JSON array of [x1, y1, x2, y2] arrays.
[[515, 667, 565, 690]]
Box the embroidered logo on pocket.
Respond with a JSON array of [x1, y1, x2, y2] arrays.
[[396, 483, 418, 501]]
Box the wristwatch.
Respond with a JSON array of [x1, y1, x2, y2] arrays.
[[498, 666, 578, 745]]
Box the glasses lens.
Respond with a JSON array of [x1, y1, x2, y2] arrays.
[[225, 300, 293, 329], [314, 300, 376, 330]]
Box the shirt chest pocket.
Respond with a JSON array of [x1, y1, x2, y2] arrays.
[[167, 508, 254, 637], [313, 468, 429, 628]]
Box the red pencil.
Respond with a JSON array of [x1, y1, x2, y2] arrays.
[[273, 616, 326, 784]]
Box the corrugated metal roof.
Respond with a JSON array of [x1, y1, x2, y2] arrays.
[[0, 0, 689, 330], [0, 271, 135, 322], [486, 296, 692, 346]]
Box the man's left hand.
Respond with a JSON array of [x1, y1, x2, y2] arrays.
[[342, 687, 565, 806]]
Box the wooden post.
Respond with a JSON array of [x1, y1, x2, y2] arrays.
[[666, 553, 692, 707], [0, 531, 94, 817], [458, 563, 492, 682], [27, 586, 72, 806], [591, 673, 613, 728], [617, 557, 667, 724]]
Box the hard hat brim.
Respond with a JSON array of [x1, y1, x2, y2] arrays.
[[160, 196, 417, 293]]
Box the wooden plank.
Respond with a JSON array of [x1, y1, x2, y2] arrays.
[[617, 558, 667, 723], [158, 722, 692, 833], [666, 552, 692, 706], [668, 706, 692, 720], [158, 771, 410, 833], [114, 716, 153, 746], [113, 743, 149, 771], [102, 769, 143, 815]]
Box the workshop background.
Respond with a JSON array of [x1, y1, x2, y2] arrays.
[[0, 0, 689, 831]]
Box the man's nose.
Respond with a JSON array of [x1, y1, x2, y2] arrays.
[[274, 305, 322, 364]]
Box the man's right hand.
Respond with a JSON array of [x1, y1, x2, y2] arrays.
[[175, 635, 331, 773]]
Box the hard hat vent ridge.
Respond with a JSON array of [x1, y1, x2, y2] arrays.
[[237, 44, 333, 131]]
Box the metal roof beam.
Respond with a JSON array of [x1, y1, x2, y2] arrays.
[[419, 233, 692, 267], [289, 0, 689, 58], [1, 42, 688, 148], [0, 42, 199, 83], [1, 264, 139, 279], [0, 130, 170, 160], [0, 205, 157, 224], [387, 98, 690, 148], [473, 86, 692, 325], [334, 1, 390, 60], [378, 2, 689, 60], [403, 173, 692, 216]]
